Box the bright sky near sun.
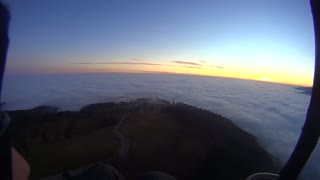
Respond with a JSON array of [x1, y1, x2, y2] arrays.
[[3, 0, 315, 86]]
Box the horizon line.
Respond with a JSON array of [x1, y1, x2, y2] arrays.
[[5, 71, 312, 87]]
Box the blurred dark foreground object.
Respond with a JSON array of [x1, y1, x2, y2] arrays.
[[0, 0, 9, 100], [45, 162, 176, 180], [279, 0, 320, 179], [246, 172, 279, 180], [0, 1, 12, 180], [246, 0, 320, 179]]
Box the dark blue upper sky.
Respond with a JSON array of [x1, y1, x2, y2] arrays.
[[3, 0, 315, 85]]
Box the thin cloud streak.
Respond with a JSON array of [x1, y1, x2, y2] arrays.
[[83, 69, 181, 75], [181, 66, 204, 69], [211, 65, 224, 69], [172, 61, 202, 66], [131, 59, 143, 61], [71, 62, 163, 66]]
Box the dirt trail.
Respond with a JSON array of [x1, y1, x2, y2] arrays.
[[113, 115, 129, 161]]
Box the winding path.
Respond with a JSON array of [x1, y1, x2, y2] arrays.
[[113, 115, 129, 161]]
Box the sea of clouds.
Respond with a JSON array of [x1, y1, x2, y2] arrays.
[[2, 73, 318, 179]]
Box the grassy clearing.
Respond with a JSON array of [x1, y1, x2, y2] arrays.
[[23, 126, 118, 178]]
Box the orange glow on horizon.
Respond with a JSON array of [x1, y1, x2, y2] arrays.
[[9, 63, 312, 87], [68, 64, 313, 87]]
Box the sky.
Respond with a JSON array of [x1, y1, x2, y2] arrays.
[[3, 0, 316, 86]]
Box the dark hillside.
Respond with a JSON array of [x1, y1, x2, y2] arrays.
[[7, 99, 279, 179]]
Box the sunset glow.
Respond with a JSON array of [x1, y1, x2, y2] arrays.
[[4, 0, 315, 87]]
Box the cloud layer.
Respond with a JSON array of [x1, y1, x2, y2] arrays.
[[2, 73, 316, 179]]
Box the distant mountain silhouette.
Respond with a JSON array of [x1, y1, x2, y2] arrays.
[[295, 86, 312, 95]]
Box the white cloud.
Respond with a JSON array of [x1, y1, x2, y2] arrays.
[[2, 74, 316, 179]]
